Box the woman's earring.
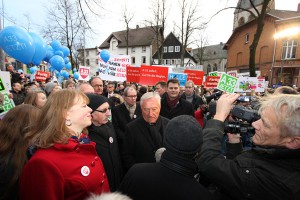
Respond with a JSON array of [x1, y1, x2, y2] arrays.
[[65, 119, 72, 126]]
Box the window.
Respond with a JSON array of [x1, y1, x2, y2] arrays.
[[168, 46, 174, 52], [142, 46, 146, 53], [112, 41, 117, 50], [282, 40, 297, 59], [131, 47, 135, 53], [245, 33, 249, 44], [142, 56, 146, 64], [163, 47, 167, 53], [86, 50, 89, 56], [171, 59, 176, 64], [86, 59, 90, 66], [132, 57, 135, 64], [175, 46, 180, 52]]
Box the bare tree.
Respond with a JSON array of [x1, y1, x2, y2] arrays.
[[41, 0, 86, 68], [193, 29, 209, 65], [176, 0, 204, 67], [122, 5, 134, 55]]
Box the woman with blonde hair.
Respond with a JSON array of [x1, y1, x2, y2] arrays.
[[0, 104, 40, 200], [24, 90, 47, 108], [19, 90, 110, 199]]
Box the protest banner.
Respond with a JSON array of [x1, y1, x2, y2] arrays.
[[235, 77, 266, 93], [0, 71, 12, 91], [35, 70, 50, 82], [203, 76, 220, 88], [184, 70, 204, 85], [217, 73, 238, 93], [227, 70, 238, 77], [208, 71, 218, 77], [139, 65, 168, 86], [98, 54, 130, 82], [168, 73, 187, 86], [78, 66, 90, 81], [0, 72, 15, 118], [126, 66, 140, 83]]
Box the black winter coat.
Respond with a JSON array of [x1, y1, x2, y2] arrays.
[[119, 150, 213, 200], [121, 116, 169, 172], [160, 94, 194, 119], [111, 103, 142, 149], [197, 119, 300, 200], [87, 122, 123, 192], [181, 92, 205, 111]]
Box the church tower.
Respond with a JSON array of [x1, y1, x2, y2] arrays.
[[233, 0, 275, 30]]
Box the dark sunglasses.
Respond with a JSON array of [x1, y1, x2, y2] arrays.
[[93, 107, 111, 113]]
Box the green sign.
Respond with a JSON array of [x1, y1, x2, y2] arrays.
[[217, 74, 238, 93], [209, 72, 218, 77], [0, 77, 6, 92], [0, 93, 14, 113]]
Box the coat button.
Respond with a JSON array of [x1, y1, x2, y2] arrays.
[[91, 161, 95, 167], [245, 170, 250, 173], [94, 156, 99, 161], [103, 173, 106, 178], [100, 180, 104, 186], [75, 148, 80, 153]]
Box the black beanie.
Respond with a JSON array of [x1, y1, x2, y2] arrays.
[[86, 94, 109, 111], [164, 115, 203, 158]]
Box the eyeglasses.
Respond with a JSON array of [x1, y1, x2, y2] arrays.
[[93, 84, 103, 88], [93, 107, 111, 113], [126, 95, 137, 98]]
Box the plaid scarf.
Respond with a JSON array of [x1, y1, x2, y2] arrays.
[[124, 102, 136, 119]]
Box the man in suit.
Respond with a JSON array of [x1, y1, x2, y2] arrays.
[[111, 87, 142, 149], [121, 92, 169, 172], [160, 78, 194, 119], [105, 81, 118, 98]]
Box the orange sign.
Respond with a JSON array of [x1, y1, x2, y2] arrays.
[[139, 65, 169, 86], [35, 70, 50, 82], [184, 70, 204, 85]]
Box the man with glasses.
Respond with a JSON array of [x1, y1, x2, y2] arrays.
[[111, 87, 142, 150], [181, 80, 205, 111], [121, 92, 169, 172], [89, 77, 104, 95], [160, 78, 194, 119], [105, 81, 118, 98], [86, 94, 123, 192]]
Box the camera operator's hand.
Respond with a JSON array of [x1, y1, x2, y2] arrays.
[[227, 133, 241, 143], [214, 93, 240, 122]]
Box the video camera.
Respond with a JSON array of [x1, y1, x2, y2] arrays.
[[224, 105, 260, 134], [205, 91, 223, 104]]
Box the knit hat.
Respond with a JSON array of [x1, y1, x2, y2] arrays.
[[44, 82, 57, 95], [164, 115, 203, 158], [86, 93, 109, 111]]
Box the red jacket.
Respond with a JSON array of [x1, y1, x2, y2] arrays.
[[19, 137, 110, 200]]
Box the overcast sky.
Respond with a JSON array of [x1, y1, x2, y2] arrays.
[[2, 0, 300, 48]]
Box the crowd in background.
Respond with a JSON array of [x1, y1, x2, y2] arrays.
[[0, 63, 300, 200]]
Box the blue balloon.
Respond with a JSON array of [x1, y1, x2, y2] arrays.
[[60, 70, 69, 79], [50, 55, 65, 72], [64, 57, 70, 64], [30, 66, 38, 74], [65, 62, 71, 70], [48, 65, 54, 72], [55, 70, 60, 77], [61, 46, 70, 57], [73, 68, 77, 72], [100, 49, 110, 63], [0, 26, 35, 64], [29, 32, 47, 66], [51, 40, 62, 51], [54, 50, 64, 57], [73, 72, 79, 80]]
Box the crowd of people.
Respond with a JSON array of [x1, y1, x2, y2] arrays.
[[0, 63, 300, 200]]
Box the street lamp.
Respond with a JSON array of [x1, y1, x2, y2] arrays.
[[271, 26, 300, 86]]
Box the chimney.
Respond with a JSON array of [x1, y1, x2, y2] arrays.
[[136, 25, 139, 29], [298, 3, 300, 12]]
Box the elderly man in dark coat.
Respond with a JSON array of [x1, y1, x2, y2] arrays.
[[111, 87, 142, 149], [121, 92, 169, 173], [87, 94, 123, 192], [118, 115, 213, 200]]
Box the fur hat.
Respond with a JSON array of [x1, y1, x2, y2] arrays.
[[44, 82, 57, 95], [86, 93, 109, 111], [164, 115, 203, 158]]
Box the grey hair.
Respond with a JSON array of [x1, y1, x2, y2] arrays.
[[259, 94, 300, 137], [86, 193, 132, 200], [140, 92, 161, 107], [123, 86, 137, 97]]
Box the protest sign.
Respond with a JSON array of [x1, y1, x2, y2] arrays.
[[35, 70, 50, 82], [126, 66, 140, 83], [208, 71, 218, 77], [234, 77, 266, 93], [168, 73, 187, 86], [204, 76, 220, 88], [0, 71, 11, 91], [139, 65, 168, 86], [78, 66, 90, 81], [227, 70, 238, 77], [184, 70, 204, 85], [98, 54, 130, 82], [217, 73, 238, 93]]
